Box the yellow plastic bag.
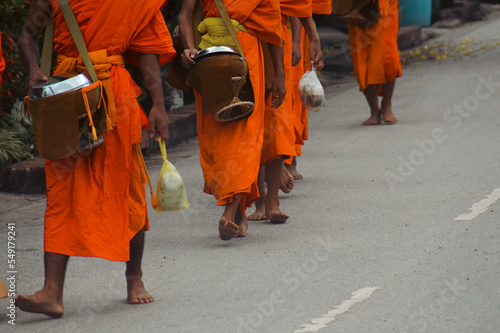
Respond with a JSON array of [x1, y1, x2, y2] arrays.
[[153, 139, 190, 212]]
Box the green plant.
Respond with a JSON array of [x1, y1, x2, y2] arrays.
[[0, 99, 35, 165], [4, 99, 34, 148], [0, 0, 29, 38], [0, 129, 32, 168]]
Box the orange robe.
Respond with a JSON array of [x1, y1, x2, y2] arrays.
[[285, 0, 332, 164], [261, 0, 311, 165], [44, 0, 175, 261], [349, 0, 402, 93], [312, 0, 332, 15], [0, 34, 5, 86], [196, 0, 281, 212]]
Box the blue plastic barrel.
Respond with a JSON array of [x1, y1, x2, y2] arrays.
[[399, 0, 432, 27]]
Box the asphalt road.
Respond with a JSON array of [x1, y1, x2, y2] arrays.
[[1, 16, 500, 333]]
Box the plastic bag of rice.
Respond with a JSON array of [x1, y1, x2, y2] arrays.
[[154, 139, 189, 212], [298, 65, 326, 112]]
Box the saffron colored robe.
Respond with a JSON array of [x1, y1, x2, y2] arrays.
[[349, 0, 402, 93], [312, 0, 332, 15], [260, 0, 311, 165], [285, 0, 332, 163], [196, 0, 281, 212], [44, 0, 175, 261]]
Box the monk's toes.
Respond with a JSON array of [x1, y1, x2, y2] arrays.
[[248, 212, 267, 221], [279, 184, 291, 194], [382, 116, 398, 124], [128, 295, 154, 304], [219, 218, 239, 240], [269, 211, 290, 223]]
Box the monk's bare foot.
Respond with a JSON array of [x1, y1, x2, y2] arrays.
[[16, 291, 64, 318], [362, 113, 381, 126], [280, 166, 295, 194], [381, 108, 398, 124], [235, 214, 249, 237], [127, 276, 154, 304], [248, 208, 269, 221], [218, 217, 239, 241], [285, 163, 302, 180], [286, 157, 302, 180], [268, 210, 290, 223]]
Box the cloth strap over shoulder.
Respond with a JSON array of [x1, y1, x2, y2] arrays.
[[40, 0, 98, 82], [212, 0, 245, 59]]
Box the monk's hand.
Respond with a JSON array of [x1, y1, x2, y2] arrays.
[[181, 48, 198, 69], [27, 66, 48, 96], [292, 41, 302, 67], [271, 72, 286, 109], [309, 40, 324, 71], [148, 104, 169, 142]]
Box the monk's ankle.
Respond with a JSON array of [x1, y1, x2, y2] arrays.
[[126, 271, 143, 282]]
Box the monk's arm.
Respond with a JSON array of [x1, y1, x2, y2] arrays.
[[18, 0, 51, 93], [289, 17, 302, 67], [179, 0, 198, 68], [137, 53, 169, 141], [267, 43, 286, 108], [298, 17, 324, 70]]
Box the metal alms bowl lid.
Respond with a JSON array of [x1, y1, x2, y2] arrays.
[[193, 46, 241, 63], [30, 73, 92, 99]]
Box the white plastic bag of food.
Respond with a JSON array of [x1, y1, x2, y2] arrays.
[[153, 139, 190, 212], [298, 65, 326, 112]]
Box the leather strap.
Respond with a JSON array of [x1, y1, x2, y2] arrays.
[[40, 19, 54, 78], [57, 0, 98, 83], [39, 0, 98, 83], [213, 0, 245, 60], [213, 0, 248, 96]]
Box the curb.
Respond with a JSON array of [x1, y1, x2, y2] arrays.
[[1, 157, 47, 194], [0, 102, 198, 194]]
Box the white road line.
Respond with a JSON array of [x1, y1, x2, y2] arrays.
[[455, 187, 500, 221], [293, 287, 380, 333]]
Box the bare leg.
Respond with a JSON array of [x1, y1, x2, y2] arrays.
[[381, 81, 397, 123], [248, 166, 268, 221], [265, 158, 290, 223], [362, 85, 381, 126], [16, 252, 67, 318], [126, 228, 154, 304], [219, 196, 241, 240], [284, 156, 302, 180]]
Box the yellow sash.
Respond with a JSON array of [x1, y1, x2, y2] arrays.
[[54, 49, 125, 130], [198, 17, 247, 50]]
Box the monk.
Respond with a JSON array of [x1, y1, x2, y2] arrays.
[[349, 0, 401, 125], [16, 0, 175, 317], [179, 0, 285, 239], [283, 0, 327, 181], [248, 0, 323, 223]]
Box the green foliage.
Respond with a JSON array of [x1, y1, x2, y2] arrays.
[[1, 99, 35, 149], [0, 0, 30, 116], [0, 129, 31, 168], [0, 99, 34, 167], [0, 0, 28, 37]]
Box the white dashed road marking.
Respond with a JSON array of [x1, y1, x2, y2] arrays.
[[293, 287, 380, 333], [455, 187, 500, 221]]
